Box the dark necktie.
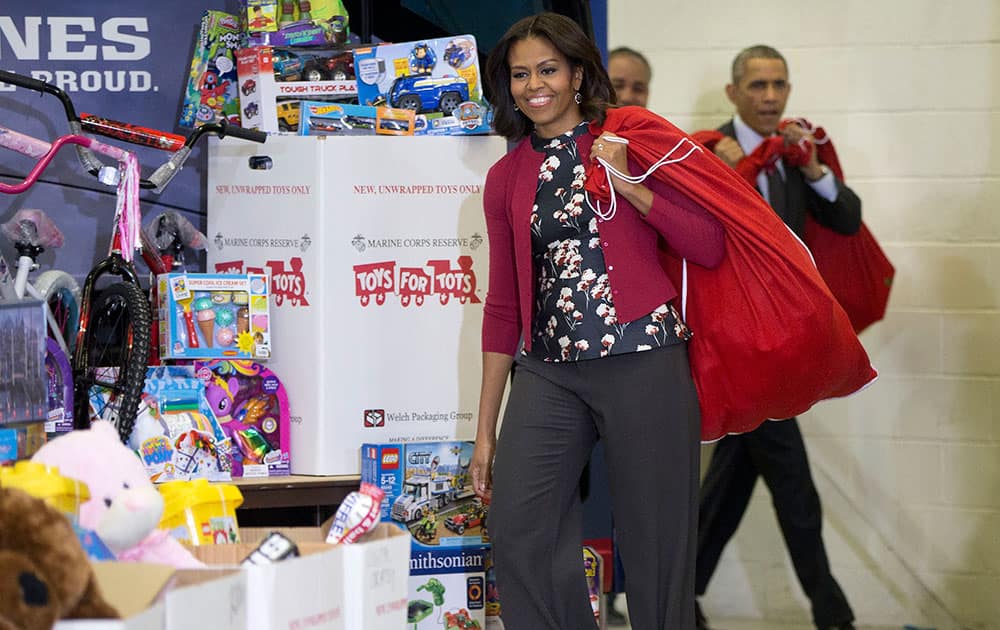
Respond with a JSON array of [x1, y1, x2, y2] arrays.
[[766, 167, 787, 218]]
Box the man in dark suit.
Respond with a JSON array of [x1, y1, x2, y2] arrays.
[[695, 45, 861, 630]]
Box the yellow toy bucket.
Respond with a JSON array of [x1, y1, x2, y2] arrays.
[[0, 460, 90, 522], [157, 478, 243, 545]]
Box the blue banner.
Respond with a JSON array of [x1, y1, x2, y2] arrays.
[[0, 1, 231, 279]]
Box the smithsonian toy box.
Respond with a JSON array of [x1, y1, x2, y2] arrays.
[[362, 442, 489, 548], [408, 544, 488, 630]]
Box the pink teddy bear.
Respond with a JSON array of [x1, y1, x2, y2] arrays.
[[31, 421, 203, 568]]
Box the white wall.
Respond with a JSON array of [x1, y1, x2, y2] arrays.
[[609, 1, 1000, 628]]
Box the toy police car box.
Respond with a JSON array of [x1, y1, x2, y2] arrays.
[[353, 35, 492, 135], [362, 442, 489, 548], [297, 100, 418, 136], [407, 543, 488, 630]]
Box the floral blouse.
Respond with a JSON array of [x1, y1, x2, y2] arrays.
[[525, 122, 692, 362]]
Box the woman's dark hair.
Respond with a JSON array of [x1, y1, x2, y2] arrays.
[[486, 12, 615, 141]]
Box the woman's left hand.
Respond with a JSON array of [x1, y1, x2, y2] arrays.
[[590, 132, 630, 180]]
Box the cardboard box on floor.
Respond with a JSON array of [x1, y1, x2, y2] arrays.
[[54, 562, 247, 630], [196, 520, 409, 630]]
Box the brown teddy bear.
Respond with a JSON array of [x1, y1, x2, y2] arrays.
[[0, 487, 119, 630]]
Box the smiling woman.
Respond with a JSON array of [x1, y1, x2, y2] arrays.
[[484, 12, 614, 141], [472, 12, 730, 630]]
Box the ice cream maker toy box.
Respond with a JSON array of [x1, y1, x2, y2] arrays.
[[157, 272, 271, 360], [362, 441, 488, 548], [408, 543, 488, 630]]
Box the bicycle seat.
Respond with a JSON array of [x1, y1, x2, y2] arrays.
[[1, 208, 64, 249]]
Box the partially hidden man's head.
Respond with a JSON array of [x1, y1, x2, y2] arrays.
[[608, 47, 651, 108]]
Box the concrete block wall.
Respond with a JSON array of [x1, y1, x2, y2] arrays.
[[608, 1, 999, 627]]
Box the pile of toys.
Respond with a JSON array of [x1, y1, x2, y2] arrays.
[[179, 1, 491, 137]]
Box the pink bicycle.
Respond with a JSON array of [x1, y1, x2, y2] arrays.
[[0, 125, 150, 442]]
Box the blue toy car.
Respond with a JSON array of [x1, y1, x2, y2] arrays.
[[271, 49, 304, 80], [388, 75, 470, 116]]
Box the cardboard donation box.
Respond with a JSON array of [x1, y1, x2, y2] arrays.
[[190, 538, 344, 630], [232, 520, 411, 630], [54, 563, 247, 630], [207, 135, 506, 474]]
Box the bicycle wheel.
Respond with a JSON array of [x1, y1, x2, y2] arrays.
[[73, 281, 150, 443], [34, 269, 81, 356], [44, 337, 73, 435]]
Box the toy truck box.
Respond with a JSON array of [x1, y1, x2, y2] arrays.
[[353, 35, 491, 136], [362, 442, 486, 547], [408, 544, 488, 630], [236, 45, 358, 133], [179, 10, 242, 128]]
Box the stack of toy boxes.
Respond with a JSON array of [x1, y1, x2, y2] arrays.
[[362, 441, 489, 629], [151, 273, 290, 479], [353, 35, 492, 135]]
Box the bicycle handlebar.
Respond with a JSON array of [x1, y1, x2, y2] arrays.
[[0, 130, 132, 194], [0, 69, 267, 194]]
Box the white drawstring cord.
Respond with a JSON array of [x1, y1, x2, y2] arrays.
[[584, 136, 703, 222], [584, 134, 704, 316]]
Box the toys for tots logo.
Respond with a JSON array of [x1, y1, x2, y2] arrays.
[[354, 256, 480, 307], [214, 258, 308, 307]]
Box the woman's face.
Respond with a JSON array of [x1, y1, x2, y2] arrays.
[[507, 35, 583, 138]]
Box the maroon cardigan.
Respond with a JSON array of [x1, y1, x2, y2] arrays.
[[481, 126, 726, 356]]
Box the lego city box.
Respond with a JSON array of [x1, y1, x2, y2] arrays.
[[362, 441, 489, 548], [353, 35, 492, 135], [408, 544, 489, 630], [157, 273, 272, 361]]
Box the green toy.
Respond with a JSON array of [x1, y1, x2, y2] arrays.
[[416, 577, 446, 606]]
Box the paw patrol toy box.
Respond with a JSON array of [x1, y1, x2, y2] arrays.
[[157, 273, 272, 361], [362, 441, 489, 548], [353, 35, 491, 135]]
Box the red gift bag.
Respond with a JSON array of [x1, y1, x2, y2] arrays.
[[805, 220, 894, 333], [588, 108, 876, 441], [694, 123, 895, 333]]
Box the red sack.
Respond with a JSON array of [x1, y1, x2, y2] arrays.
[[787, 118, 895, 333], [805, 221, 894, 333], [694, 121, 895, 333], [589, 108, 876, 441]]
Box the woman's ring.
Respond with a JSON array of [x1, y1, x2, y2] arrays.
[[598, 143, 604, 150]]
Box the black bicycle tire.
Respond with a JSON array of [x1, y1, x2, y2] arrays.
[[73, 281, 150, 443]]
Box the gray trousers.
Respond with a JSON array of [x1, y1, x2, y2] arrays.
[[490, 344, 701, 630]]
